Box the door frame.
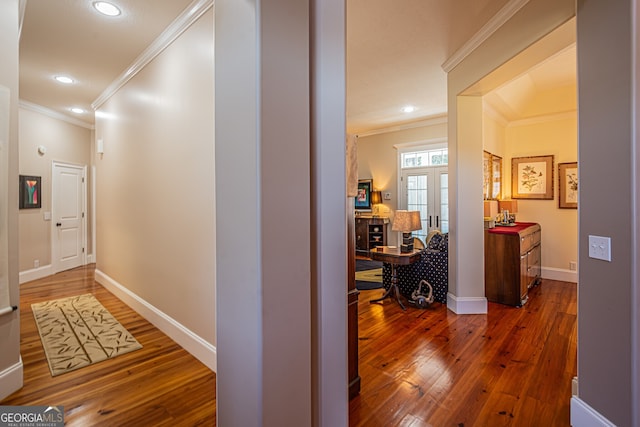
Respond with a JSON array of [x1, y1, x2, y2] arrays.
[[51, 161, 88, 273]]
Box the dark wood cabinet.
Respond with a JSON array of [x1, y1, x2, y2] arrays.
[[355, 216, 389, 256], [485, 222, 541, 307]]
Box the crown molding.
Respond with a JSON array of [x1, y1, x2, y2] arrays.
[[19, 100, 95, 130], [507, 110, 576, 127], [442, 0, 530, 73], [355, 114, 448, 138], [92, 0, 213, 110]]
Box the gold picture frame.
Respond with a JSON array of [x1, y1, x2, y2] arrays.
[[558, 162, 578, 209], [511, 155, 554, 200], [483, 151, 502, 200]]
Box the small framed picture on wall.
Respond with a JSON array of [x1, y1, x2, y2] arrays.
[[558, 162, 578, 209], [19, 175, 42, 209], [511, 155, 554, 200]]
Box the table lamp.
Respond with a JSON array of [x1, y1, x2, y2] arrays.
[[371, 190, 382, 216], [392, 210, 422, 252]]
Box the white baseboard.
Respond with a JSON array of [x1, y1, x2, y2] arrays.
[[19, 264, 53, 284], [570, 396, 616, 426], [94, 269, 216, 372], [542, 267, 578, 283], [446, 293, 488, 314], [0, 357, 23, 401]]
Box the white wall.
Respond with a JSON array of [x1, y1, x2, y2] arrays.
[[505, 115, 578, 275], [94, 9, 215, 362], [18, 107, 92, 275]]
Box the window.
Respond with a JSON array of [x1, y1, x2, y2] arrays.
[[401, 148, 448, 169]]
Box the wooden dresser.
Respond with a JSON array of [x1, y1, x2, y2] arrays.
[[484, 222, 541, 307]]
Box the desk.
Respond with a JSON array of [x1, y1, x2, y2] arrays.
[[369, 246, 421, 310]]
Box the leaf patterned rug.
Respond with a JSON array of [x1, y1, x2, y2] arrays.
[[32, 294, 142, 376]]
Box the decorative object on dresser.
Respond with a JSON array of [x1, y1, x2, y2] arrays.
[[558, 162, 578, 209], [497, 199, 518, 224], [511, 155, 554, 200], [355, 216, 389, 256], [392, 210, 422, 252], [485, 222, 541, 307], [382, 231, 448, 305]]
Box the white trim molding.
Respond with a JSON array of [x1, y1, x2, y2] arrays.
[[442, 0, 530, 72], [542, 266, 577, 283], [19, 264, 53, 284], [571, 396, 616, 427], [19, 100, 94, 130], [95, 269, 216, 372], [356, 114, 448, 138], [0, 357, 23, 401], [446, 293, 488, 314], [92, 0, 213, 110]]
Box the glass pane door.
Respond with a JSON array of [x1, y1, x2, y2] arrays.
[[401, 166, 448, 241]]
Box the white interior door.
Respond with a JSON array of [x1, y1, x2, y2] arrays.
[[401, 166, 448, 242], [52, 162, 86, 273]]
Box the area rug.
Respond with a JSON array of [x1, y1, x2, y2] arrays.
[[32, 294, 142, 376], [355, 259, 383, 290]]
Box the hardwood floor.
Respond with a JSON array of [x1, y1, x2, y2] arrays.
[[350, 279, 577, 427], [1, 265, 216, 426], [3, 266, 575, 426]]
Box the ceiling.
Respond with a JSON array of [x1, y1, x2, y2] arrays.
[[19, 0, 576, 133]]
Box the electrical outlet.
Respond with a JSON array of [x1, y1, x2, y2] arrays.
[[383, 192, 392, 200], [34, 259, 39, 268], [588, 235, 611, 262], [569, 261, 577, 271]]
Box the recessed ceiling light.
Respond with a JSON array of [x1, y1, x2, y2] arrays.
[[401, 105, 415, 113], [54, 75, 74, 84], [70, 107, 84, 114], [93, 1, 121, 16]]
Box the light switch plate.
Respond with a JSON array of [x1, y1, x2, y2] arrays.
[[588, 235, 611, 262]]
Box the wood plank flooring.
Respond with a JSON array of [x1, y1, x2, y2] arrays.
[[3, 266, 576, 426], [1, 265, 216, 426], [350, 278, 577, 427]]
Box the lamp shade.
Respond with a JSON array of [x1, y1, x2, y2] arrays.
[[392, 210, 422, 232], [484, 200, 498, 218], [371, 190, 382, 205], [498, 199, 518, 213]]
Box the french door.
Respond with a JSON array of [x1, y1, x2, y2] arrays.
[[400, 166, 448, 242]]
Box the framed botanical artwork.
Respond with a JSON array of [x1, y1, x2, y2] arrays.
[[483, 151, 502, 200], [355, 179, 373, 210], [19, 175, 42, 209], [511, 155, 554, 200], [558, 162, 578, 209]]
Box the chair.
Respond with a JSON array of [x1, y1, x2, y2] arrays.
[[382, 232, 448, 304], [413, 237, 425, 250]]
